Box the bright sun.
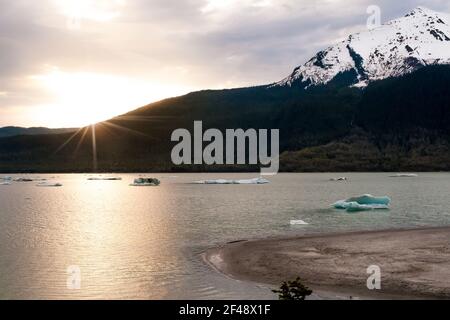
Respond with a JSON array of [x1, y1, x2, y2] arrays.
[[30, 68, 190, 128]]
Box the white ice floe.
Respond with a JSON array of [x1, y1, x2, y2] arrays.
[[194, 177, 269, 185], [87, 177, 122, 181], [130, 178, 160, 186], [333, 194, 391, 212], [389, 173, 418, 177], [36, 182, 63, 187], [290, 219, 309, 225], [1, 176, 12, 181], [330, 177, 347, 181], [0, 181, 11, 186]]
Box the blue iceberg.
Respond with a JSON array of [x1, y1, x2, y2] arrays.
[[333, 194, 391, 212]]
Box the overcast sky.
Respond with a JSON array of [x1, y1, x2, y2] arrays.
[[0, 0, 449, 127]]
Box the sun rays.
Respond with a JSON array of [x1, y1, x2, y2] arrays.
[[53, 117, 163, 172]]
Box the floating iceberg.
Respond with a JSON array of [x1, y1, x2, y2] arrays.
[[1, 176, 12, 181], [87, 177, 122, 181], [333, 194, 391, 212], [36, 182, 63, 187], [334, 201, 389, 212], [290, 219, 309, 225], [194, 177, 269, 185], [130, 178, 160, 186], [389, 173, 418, 177], [345, 194, 390, 205]]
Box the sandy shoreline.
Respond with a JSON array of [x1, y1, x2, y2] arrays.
[[204, 227, 450, 299]]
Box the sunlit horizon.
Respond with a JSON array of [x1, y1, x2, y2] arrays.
[[26, 67, 193, 128]]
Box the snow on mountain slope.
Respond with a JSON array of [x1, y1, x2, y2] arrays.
[[276, 7, 450, 88]]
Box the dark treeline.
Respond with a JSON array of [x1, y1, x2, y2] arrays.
[[1, 65, 450, 173]]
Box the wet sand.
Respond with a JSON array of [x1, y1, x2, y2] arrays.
[[205, 227, 450, 299]]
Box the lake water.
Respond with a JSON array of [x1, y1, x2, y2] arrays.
[[1, 172, 450, 299]]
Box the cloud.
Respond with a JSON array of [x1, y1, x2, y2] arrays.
[[0, 0, 449, 126]]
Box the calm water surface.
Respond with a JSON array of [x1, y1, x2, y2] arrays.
[[1, 172, 449, 299]]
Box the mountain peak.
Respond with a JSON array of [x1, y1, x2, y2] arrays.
[[276, 7, 450, 89], [405, 6, 438, 17]]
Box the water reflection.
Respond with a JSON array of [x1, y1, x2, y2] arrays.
[[0, 173, 450, 299]]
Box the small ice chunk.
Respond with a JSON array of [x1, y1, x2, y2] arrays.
[[36, 182, 63, 187], [194, 179, 230, 184], [0, 176, 12, 185], [194, 177, 269, 184], [130, 178, 160, 186], [234, 177, 269, 184], [290, 219, 309, 225], [14, 178, 34, 182], [330, 177, 347, 181], [14, 177, 46, 182], [389, 173, 418, 177]]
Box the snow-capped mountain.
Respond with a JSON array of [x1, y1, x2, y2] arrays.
[[276, 7, 450, 88]]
